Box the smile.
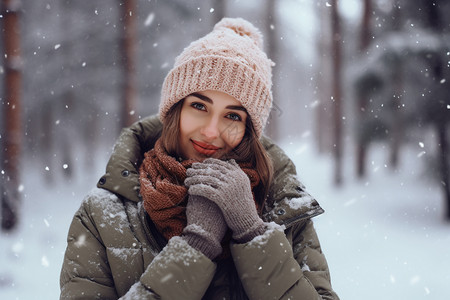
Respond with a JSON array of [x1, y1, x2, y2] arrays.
[[191, 140, 220, 156]]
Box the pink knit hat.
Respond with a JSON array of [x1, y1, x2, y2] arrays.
[[159, 17, 274, 137]]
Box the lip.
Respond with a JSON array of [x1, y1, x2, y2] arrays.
[[191, 140, 220, 156]]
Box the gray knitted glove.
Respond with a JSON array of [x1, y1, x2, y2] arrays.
[[185, 158, 266, 243], [182, 195, 227, 260]]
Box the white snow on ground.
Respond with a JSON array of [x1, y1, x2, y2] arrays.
[[0, 155, 104, 300], [0, 141, 449, 299], [283, 140, 450, 300]]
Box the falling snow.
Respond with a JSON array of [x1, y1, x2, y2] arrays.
[[1, 1, 449, 299]]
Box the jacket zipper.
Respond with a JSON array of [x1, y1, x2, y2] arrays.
[[139, 203, 165, 253]]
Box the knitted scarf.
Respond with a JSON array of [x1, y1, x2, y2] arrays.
[[139, 139, 260, 242]]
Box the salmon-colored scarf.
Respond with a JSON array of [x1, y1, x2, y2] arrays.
[[139, 139, 260, 241]]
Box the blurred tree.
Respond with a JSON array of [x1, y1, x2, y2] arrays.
[[354, 0, 405, 176], [388, 1, 404, 171], [428, 58, 450, 220], [331, 0, 343, 185], [264, 0, 280, 141], [41, 101, 54, 184], [314, 2, 333, 155], [59, 0, 76, 180], [120, 0, 138, 128], [352, 0, 450, 219], [355, 0, 373, 178], [19, 0, 112, 182], [419, 0, 450, 220], [353, 0, 407, 177], [1, 0, 22, 231]]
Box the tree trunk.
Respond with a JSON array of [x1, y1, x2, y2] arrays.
[[314, 0, 332, 154], [389, 64, 403, 170], [436, 122, 450, 220], [120, 0, 138, 129], [61, 93, 75, 179], [264, 0, 280, 141], [42, 102, 54, 184], [356, 0, 372, 178], [59, 0, 76, 180], [356, 142, 367, 177], [1, 0, 23, 231], [331, 0, 343, 186], [359, 0, 372, 50], [388, 2, 403, 170]]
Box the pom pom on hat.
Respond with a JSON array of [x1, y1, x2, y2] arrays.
[[213, 17, 264, 49], [159, 17, 273, 137]]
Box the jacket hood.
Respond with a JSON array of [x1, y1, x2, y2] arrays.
[[97, 115, 323, 228]]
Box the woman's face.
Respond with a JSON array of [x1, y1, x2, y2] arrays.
[[179, 90, 247, 161]]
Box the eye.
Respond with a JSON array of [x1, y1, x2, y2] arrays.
[[191, 102, 206, 111], [226, 112, 242, 121]]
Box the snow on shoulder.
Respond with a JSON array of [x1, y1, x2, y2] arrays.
[[83, 187, 129, 234]]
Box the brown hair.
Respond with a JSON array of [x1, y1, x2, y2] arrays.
[[160, 99, 273, 212]]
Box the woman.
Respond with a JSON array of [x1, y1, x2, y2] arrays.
[[60, 18, 339, 299]]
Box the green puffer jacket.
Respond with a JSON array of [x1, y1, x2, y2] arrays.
[[60, 115, 339, 300]]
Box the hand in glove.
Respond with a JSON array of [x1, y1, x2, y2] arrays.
[[185, 158, 266, 243], [182, 195, 227, 260]]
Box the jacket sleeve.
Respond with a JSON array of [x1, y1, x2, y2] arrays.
[[291, 220, 340, 299], [60, 195, 216, 300], [137, 237, 216, 299], [231, 222, 339, 300], [60, 197, 121, 299]]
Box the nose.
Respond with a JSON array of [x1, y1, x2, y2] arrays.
[[200, 116, 220, 140]]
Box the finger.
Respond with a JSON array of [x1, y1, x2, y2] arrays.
[[203, 158, 236, 171], [186, 195, 211, 211], [200, 161, 246, 181], [226, 159, 240, 169], [190, 160, 230, 173], [186, 166, 227, 179], [188, 195, 222, 213], [190, 161, 207, 170], [185, 174, 221, 189], [190, 162, 221, 172], [202, 157, 223, 165], [188, 184, 220, 204]]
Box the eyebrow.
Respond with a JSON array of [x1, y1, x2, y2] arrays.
[[190, 93, 247, 112]]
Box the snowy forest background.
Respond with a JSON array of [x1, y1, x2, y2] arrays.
[[1, 0, 450, 299]]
